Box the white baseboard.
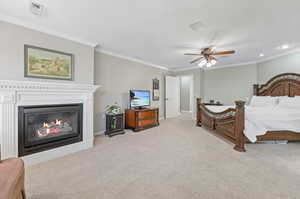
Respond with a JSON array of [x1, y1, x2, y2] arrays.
[[159, 117, 165, 121], [94, 131, 105, 136], [181, 110, 192, 113]]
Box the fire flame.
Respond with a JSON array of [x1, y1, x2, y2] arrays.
[[38, 119, 63, 137], [56, 119, 61, 125], [43, 119, 61, 128]]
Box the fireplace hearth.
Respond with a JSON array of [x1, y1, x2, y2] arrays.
[[18, 104, 83, 156]]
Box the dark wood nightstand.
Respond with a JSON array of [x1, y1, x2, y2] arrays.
[[105, 113, 125, 137]]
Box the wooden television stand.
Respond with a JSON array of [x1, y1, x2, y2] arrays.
[[125, 108, 159, 132]]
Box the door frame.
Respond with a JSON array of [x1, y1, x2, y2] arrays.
[[178, 75, 195, 118], [164, 76, 180, 119]]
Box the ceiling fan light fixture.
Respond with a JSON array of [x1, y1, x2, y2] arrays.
[[198, 59, 207, 67], [185, 47, 235, 68], [211, 59, 217, 65]]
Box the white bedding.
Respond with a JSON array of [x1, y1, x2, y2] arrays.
[[205, 105, 300, 143], [205, 105, 234, 112]]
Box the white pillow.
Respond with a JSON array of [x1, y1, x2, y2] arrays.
[[249, 96, 278, 107], [278, 97, 300, 108]]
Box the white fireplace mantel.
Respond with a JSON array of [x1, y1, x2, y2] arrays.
[[0, 80, 100, 165]]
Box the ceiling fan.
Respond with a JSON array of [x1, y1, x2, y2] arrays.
[[184, 47, 235, 68]]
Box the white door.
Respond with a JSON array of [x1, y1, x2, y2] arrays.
[[165, 76, 180, 118]]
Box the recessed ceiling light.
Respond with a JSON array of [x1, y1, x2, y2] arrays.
[[281, 44, 289, 50], [259, 53, 264, 57]]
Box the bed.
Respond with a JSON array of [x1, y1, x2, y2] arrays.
[[196, 73, 300, 152]]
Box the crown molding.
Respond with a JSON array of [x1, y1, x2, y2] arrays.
[[256, 47, 300, 64], [171, 47, 300, 72], [204, 61, 258, 71], [171, 61, 257, 72], [96, 48, 169, 71], [171, 66, 201, 72], [0, 80, 100, 93], [2, 12, 299, 71], [0, 13, 98, 47]]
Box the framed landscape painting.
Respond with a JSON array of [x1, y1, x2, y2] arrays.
[[24, 45, 74, 80]]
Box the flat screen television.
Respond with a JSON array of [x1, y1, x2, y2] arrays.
[[130, 90, 150, 108]]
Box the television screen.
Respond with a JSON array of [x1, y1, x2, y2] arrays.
[[130, 90, 150, 108]]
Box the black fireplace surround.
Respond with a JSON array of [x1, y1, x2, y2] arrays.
[[18, 104, 83, 156]]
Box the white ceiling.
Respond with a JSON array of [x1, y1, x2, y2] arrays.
[[1, 0, 300, 70]]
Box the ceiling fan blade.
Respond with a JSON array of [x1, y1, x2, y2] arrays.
[[184, 53, 202, 56], [190, 57, 204, 64], [213, 50, 235, 55]]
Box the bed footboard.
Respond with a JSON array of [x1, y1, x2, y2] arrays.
[[196, 98, 246, 152]]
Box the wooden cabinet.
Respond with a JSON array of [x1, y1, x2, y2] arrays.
[[125, 108, 159, 132]]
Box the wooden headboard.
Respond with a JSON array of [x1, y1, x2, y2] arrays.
[[253, 73, 300, 97]]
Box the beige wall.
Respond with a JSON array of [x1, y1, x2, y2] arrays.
[[203, 64, 257, 105], [0, 21, 94, 84], [94, 51, 168, 133], [201, 51, 300, 105], [258, 51, 300, 83]]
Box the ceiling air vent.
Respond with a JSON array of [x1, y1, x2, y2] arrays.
[[189, 20, 205, 32], [30, 1, 44, 16]]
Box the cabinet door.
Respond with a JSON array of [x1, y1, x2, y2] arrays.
[[107, 114, 124, 131], [138, 111, 156, 119], [137, 119, 156, 127], [115, 115, 124, 129]]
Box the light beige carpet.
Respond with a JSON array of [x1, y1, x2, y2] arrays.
[[26, 115, 300, 199]]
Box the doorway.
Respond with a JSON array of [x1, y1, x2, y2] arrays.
[[165, 76, 180, 118], [179, 75, 194, 118]]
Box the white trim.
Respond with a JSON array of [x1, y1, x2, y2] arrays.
[[171, 47, 300, 72], [256, 47, 300, 64], [94, 131, 105, 136], [0, 80, 100, 92], [159, 116, 165, 121], [172, 66, 201, 72], [205, 61, 258, 71], [0, 80, 100, 164], [3, 12, 299, 71], [0, 14, 98, 47], [172, 61, 257, 72], [181, 110, 192, 113], [96, 49, 169, 71]]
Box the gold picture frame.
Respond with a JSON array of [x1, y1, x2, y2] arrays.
[[24, 45, 74, 80]]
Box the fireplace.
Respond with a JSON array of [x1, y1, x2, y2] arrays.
[[18, 104, 83, 156]]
